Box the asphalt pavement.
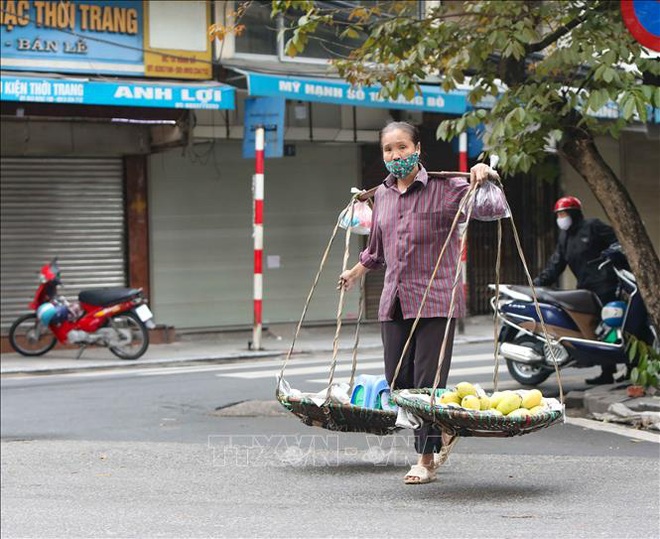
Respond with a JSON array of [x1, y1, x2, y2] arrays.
[[1, 315, 658, 437]]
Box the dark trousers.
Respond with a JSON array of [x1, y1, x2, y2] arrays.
[[381, 299, 456, 454]]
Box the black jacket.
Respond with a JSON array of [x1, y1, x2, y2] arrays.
[[534, 217, 618, 304]]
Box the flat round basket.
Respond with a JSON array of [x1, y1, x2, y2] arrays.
[[277, 393, 399, 436], [392, 388, 563, 438]]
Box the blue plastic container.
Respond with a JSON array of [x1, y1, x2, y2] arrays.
[[350, 374, 379, 407], [350, 374, 398, 411], [372, 377, 398, 411]]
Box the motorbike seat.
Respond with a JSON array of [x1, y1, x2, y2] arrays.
[[508, 286, 601, 315], [79, 287, 142, 307]]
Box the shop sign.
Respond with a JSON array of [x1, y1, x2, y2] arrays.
[[0, 74, 235, 109], [143, 1, 211, 80], [0, 0, 144, 75], [0, 0, 212, 79], [246, 71, 470, 114], [243, 97, 285, 158]]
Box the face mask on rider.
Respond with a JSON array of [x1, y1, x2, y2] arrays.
[[557, 215, 572, 230]]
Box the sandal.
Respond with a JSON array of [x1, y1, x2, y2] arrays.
[[434, 435, 460, 469], [403, 464, 437, 485]]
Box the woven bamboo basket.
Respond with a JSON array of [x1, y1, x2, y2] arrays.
[[392, 388, 563, 438], [276, 392, 399, 436]]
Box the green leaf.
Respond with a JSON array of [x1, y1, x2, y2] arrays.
[[591, 65, 604, 82], [285, 40, 298, 57], [436, 121, 451, 141], [628, 338, 638, 361], [402, 85, 415, 101], [634, 95, 648, 122], [621, 96, 636, 120], [640, 85, 653, 102], [638, 341, 649, 361], [630, 367, 640, 385], [341, 27, 360, 40]]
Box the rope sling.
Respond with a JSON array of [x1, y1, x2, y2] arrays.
[[276, 171, 565, 437]]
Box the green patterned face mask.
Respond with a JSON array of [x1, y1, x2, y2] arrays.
[[385, 152, 419, 178]]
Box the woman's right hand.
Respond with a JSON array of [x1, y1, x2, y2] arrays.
[[338, 269, 357, 291]]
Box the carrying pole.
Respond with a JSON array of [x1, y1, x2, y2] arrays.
[[252, 126, 265, 350]]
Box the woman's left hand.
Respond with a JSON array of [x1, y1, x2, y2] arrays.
[[470, 163, 499, 187]]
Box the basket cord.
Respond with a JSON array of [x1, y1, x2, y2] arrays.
[[348, 273, 366, 394], [429, 187, 479, 405], [427, 191, 565, 406], [503, 197, 565, 405], [389, 181, 478, 393], [324, 198, 357, 404], [492, 219, 503, 391], [278, 197, 353, 382]]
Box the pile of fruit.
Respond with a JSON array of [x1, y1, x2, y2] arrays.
[[437, 381, 549, 418]]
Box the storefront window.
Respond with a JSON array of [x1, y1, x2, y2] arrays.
[[234, 1, 278, 56], [234, 1, 421, 61]]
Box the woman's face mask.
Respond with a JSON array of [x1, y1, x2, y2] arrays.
[[384, 152, 420, 179], [557, 215, 572, 230]]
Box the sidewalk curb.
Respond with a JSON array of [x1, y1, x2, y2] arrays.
[[0, 336, 493, 377], [565, 416, 660, 443]]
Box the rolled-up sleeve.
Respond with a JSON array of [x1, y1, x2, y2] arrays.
[[359, 196, 385, 270]]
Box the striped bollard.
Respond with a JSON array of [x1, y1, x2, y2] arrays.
[[253, 126, 265, 350], [459, 132, 469, 317]]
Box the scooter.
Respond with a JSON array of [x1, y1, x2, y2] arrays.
[[8, 259, 155, 360], [490, 244, 658, 386]]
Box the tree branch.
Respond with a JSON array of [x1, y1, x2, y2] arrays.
[[527, 13, 586, 53]]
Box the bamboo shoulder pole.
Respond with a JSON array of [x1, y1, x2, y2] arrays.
[[356, 171, 471, 201]]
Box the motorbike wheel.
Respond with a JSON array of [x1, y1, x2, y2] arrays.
[[505, 335, 553, 386], [108, 312, 149, 360], [9, 313, 57, 356]]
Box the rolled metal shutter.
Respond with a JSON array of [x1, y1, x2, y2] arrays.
[[1, 157, 126, 334]]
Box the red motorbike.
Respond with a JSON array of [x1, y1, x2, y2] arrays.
[[8, 259, 155, 360]]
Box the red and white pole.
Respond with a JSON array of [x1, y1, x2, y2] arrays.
[[459, 131, 469, 316], [253, 126, 265, 350]]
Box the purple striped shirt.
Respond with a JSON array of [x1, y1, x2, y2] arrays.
[[359, 165, 505, 321]]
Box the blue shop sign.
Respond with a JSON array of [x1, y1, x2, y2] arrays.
[[243, 96, 285, 159], [246, 72, 470, 114], [0, 0, 144, 76], [0, 75, 235, 109]]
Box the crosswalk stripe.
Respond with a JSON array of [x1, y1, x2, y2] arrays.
[[215, 354, 495, 380], [306, 371, 586, 386], [305, 365, 497, 383]]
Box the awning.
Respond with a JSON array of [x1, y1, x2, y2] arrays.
[[242, 70, 477, 114], [0, 73, 235, 110]]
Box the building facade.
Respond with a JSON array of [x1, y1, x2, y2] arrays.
[[2, 0, 657, 343]]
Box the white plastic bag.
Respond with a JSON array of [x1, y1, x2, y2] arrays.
[[471, 180, 510, 221], [338, 200, 372, 235]]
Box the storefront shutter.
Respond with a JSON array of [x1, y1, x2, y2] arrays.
[[149, 142, 360, 330], [0, 157, 126, 333]]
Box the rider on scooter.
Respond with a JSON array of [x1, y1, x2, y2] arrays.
[[533, 196, 619, 385]]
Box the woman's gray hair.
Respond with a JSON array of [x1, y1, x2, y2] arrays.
[[379, 121, 420, 147]]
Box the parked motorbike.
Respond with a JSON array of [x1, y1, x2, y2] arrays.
[[9, 259, 155, 360], [490, 244, 658, 386]]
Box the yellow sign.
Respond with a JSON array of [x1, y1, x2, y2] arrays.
[[143, 0, 211, 80]]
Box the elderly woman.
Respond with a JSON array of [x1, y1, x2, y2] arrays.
[[339, 121, 505, 485]]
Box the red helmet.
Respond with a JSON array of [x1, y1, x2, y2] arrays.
[[554, 196, 582, 212]]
